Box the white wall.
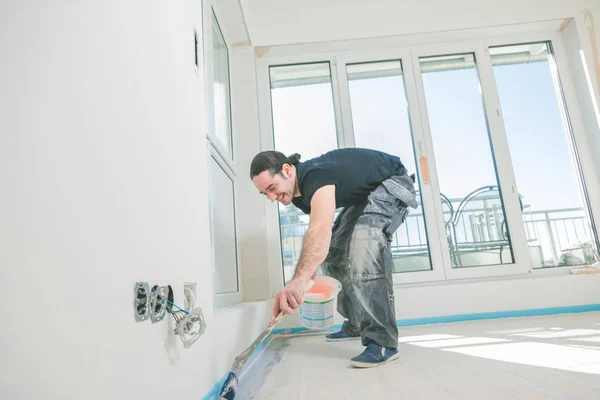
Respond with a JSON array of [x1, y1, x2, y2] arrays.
[[0, 1, 271, 398]]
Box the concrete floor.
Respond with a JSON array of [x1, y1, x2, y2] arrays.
[[237, 312, 600, 400]]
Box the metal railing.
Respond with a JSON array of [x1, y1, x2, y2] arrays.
[[279, 194, 596, 269]]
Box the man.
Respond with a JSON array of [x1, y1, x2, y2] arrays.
[[250, 148, 417, 368]]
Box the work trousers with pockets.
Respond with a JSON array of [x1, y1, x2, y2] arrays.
[[320, 173, 417, 349]]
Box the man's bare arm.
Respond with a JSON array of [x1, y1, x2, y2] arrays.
[[269, 185, 336, 320], [293, 185, 336, 282]]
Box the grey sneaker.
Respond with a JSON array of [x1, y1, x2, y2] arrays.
[[326, 331, 360, 342]]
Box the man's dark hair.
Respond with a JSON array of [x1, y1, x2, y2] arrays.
[[250, 150, 301, 179]]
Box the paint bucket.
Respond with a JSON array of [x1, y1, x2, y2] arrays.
[[298, 276, 342, 330]]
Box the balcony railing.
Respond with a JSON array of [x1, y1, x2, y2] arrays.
[[279, 189, 597, 271]]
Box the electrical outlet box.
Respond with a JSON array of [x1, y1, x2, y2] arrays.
[[150, 285, 168, 323], [134, 282, 150, 322]]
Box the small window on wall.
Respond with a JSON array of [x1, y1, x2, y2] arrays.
[[211, 10, 233, 159], [206, 9, 239, 306], [209, 155, 239, 296]]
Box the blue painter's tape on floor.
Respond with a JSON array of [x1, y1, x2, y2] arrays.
[[203, 304, 600, 399], [396, 304, 600, 327], [270, 304, 600, 335]]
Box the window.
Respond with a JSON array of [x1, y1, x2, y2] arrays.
[[258, 32, 599, 286], [269, 62, 339, 283], [490, 42, 599, 268], [209, 156, 239, 294], [346, 60, 433, 272], [206, 9, 239, 305], [211, 11, 233, 158]]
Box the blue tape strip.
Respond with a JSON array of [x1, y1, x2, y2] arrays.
[[202, 374, 229, 400], [394, 304, 600, 327], [272, 326, 319, 336], [203, 304, 600, 399]]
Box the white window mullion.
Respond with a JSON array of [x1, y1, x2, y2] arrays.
[[203, 3, 216, 142], [408, 46, 455, 280], [333, 55, 356, 149], [395, 49, 448, 284]]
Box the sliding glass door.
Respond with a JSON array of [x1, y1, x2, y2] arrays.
[[410, 42, 531, 279], [334, 45, 531, 282], [257, 35, 599, 287]]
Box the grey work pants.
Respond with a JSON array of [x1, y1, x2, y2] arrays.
[[321, 174, 416, 349]]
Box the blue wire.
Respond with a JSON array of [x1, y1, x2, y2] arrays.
[[167, 300, 190, 314], [149, 287, 190, 315]]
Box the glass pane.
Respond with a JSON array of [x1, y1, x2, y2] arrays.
[[420, 53, 514, 268], [491, 42, 599, 268], [347, 60, 432, 272], [209, 157, 238, 293], [212, 14, 232, 157], [269, 62, 339, 283]]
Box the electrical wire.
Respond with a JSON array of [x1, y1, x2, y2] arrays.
[[150, 286, 189, 314], [171, 313, 179, 323], [167, 307, 184, 315], [167, 300, 190, 314], [172, 311, 186, 319]]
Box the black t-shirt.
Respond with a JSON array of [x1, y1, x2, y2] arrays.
[[292, 148, 407, 214]]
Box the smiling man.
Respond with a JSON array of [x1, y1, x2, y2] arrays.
[[250, 148, 417, 368]]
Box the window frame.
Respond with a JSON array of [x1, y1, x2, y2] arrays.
[[204, 3, 241, 307], [410, 40, 531, 280], [256, 55, 346, 296], [207, 144, 242, 306], [484, 33, 600, 266], [205, 6, 235, 168], [256, 29, 600, 294]]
